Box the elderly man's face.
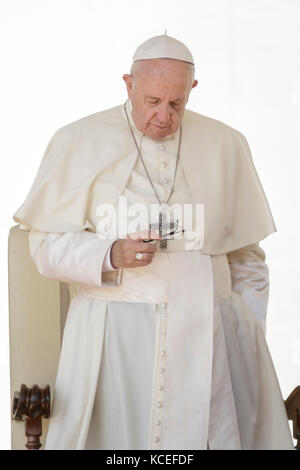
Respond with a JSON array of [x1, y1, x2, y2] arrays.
[[123, 59, 198, 140]]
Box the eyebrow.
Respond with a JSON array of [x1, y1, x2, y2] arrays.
[[144, 95, 184, 103]]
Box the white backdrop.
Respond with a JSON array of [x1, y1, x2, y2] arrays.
[[1, 0, 299, 450]]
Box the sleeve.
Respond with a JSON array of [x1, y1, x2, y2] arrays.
[[28, 229, 122, 288], [227, 242, 269, 334]]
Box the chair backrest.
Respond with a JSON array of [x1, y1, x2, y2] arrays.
[[8, 225, 70, 449]]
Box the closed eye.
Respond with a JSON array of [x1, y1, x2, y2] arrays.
[[145, 99, 159, 105], [144, 97, 183, 107]]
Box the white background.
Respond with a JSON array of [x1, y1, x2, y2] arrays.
[[1, 0, 299, 450]]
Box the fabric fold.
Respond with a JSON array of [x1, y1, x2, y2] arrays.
[[44, 296, 108, 450]]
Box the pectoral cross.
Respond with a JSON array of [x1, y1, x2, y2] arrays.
[[148, 209, 177, 249], [159, 210, 167, 249], [159, 209, 176, 249]]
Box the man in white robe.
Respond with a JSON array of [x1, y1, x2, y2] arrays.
[[13, 35, 294, 450]]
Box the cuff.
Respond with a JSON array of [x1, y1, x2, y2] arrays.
[[102, 241, 118, 272]]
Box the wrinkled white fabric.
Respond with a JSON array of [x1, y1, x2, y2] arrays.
[[227, 244, 270, 334], [24, 101, 294, 450], [13, 100, 276, 255], [28, 230, 294, 450], [30, 237, 216, 449], [28, 229, 121, 287]]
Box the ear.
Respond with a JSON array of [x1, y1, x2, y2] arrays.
[[122, 74, 134, 100], [191, 79, 198, 89]]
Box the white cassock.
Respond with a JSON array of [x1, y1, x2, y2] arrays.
[[13, 100, 294, 450]]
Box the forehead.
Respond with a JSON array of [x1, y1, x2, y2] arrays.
[[134, 58, 190, 78], [133, 59, 191, 95]]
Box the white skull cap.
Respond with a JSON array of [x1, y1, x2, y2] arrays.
[[133, 34, 194, 65]]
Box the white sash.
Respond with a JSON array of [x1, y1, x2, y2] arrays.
[[158, 251, 213, 449]]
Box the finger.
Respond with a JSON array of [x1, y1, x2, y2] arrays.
[[142, 230, 161, 240], [128, 230, 161, 241], [134, 260, 153, 267], [135, 241, 157, 253]]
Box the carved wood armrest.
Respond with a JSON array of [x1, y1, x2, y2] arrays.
[[12, 384, 50, 450], [285, 386, 300, 450]]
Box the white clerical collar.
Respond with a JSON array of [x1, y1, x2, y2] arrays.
[[125, 99, 178, 142]]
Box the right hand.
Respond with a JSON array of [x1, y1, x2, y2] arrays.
[[110, 230, 161, 269]]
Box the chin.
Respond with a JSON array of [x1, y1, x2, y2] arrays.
[[147, 125, 173, 140], [148, 131, 170, 141]]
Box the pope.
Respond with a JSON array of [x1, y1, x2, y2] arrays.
[[13, 34, 294, 450]]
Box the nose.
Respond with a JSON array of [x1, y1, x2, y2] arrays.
[[156, 104, 172, 124]]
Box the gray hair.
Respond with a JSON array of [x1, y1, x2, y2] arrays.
[[130, 59, 195, 89]]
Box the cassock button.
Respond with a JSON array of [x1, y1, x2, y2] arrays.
[[158, 368, 165, 374], [162, 303, 167, 309], [153, 436, 160, 443], [159, 145, 165, 151], [161, 333, 166, 339], [155, 420, 161, 426], [156, 401, 163, 408], [161, 177, 170, 185], [160, 160, 168, 168], [160, 350, 166, 356], [158, 385, 164, 391]]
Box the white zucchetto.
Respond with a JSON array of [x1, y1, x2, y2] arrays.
[[132, 34, 194, 65]]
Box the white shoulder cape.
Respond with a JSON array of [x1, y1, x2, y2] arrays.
[[13, 104, 276, 254]]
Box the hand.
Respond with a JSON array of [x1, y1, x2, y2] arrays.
[[110, 230, 161, 269]]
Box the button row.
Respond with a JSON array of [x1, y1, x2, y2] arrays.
[[151, 303, 168, 448]]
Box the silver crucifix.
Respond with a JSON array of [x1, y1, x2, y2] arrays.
[[148, 210, 176, 249]]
